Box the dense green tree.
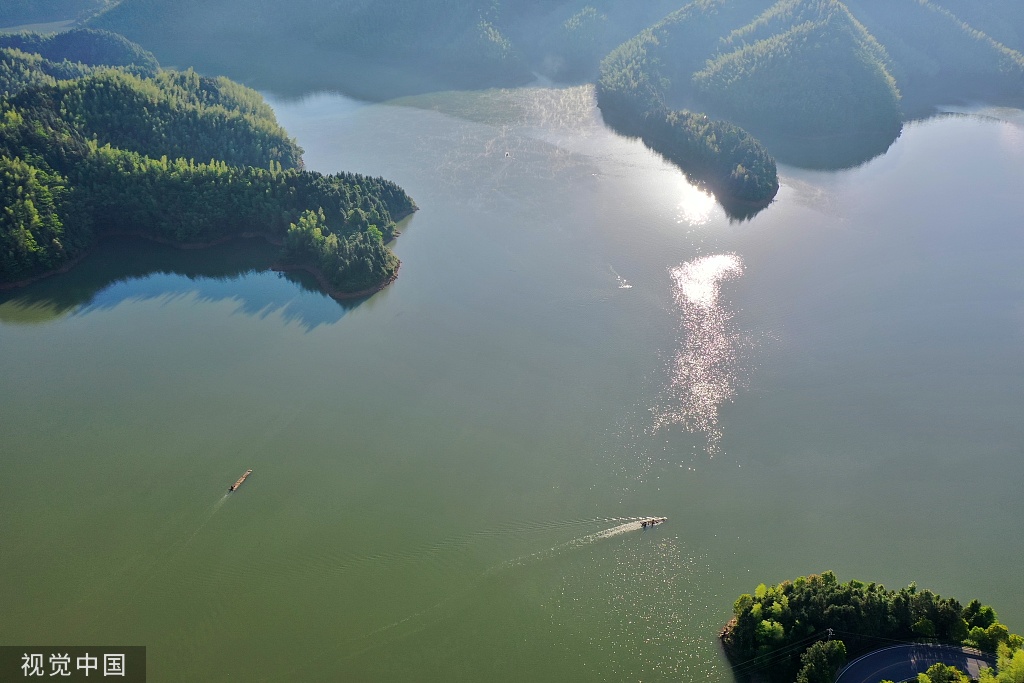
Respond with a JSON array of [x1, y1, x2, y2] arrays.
[[795, 640, 847, 683], [722, 572, 1022, 683], [918, 662, 970, 683], [1, 49, 59, 98], [9, 66, 303, 169], [283, 208, 399, 293], [979, 643, 1024, 683], [0, 154, 83, 280], [636, 108, 779, 206]]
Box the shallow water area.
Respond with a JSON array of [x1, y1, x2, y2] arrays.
[[1, 86, 1022, 681]]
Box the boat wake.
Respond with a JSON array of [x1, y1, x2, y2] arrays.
[[181, 493, 229, 546], [496, 517, 667, 571], [609, 265, 633, 289], [278, 516, 669, 678], [76, 491, 233, 630]]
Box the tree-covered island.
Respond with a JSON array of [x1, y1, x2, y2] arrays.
[[0, 29, 416, 298], [722, 571, 1024, 683]]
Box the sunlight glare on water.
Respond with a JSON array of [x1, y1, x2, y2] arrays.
[[551, 535, 725, 681], [653, 254, 746, 454], [676, 184, 718, 227]]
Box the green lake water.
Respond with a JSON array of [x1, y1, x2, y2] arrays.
[[1, 87, 1022, 681]]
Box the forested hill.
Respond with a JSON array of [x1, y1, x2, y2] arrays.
[[844, 0, 1024, 112], [1, 29, 416, 295], [692, 1, 902, 138], [598, 0, 1024, 169], [0, 29, 158, 73], [87, 0, 682, 95], [12, 68, 304, 168], [924, 0, 1024, 51], [604, 0, 1024, 122], [89, 0, 1024, 109], [0, 0, 114, 27]]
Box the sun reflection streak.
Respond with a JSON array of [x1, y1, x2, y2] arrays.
[[653, 254, 745, 454], [676, 185, 717, 227]]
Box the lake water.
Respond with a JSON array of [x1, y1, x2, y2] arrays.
[[1, 87, 1022, 681]]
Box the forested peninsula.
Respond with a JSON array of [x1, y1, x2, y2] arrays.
[[0, 29, 415, 297], [722, 572, 1024, 683]]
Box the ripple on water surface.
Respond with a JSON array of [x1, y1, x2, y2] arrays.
[[550, 533, 725, 681]]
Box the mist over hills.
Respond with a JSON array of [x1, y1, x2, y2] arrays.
[[87, 0, 681, 96]]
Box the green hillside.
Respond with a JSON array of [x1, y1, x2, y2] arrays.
[[598, 0, 1024, 170], [928, 0, 1024, 50], [0, 47, 89, 97], [596, 1, 781, 209], [692, 1, 902, 138], [12, 68, 304, 169], [0, 0, 113, 27], [0, 28, 157, 72], [87, 0, 684, 95], [0, 30, 414, 294], [844, 0, 1024, 113]]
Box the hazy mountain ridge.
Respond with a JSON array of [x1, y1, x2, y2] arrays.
[[19, 0, 1024, 211], [0, 0, 114, 27], [87, 0, 682, 95], [0, 28, 158, 73], [844, 0, 1024, 112], [691, 1, 902, 137], [597, 0, 1024, 172], [44, 0, 1024, 126], [924, 0, 1024, 52]]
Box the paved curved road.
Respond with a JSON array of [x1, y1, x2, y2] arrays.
[[835, 644, 995, 683]]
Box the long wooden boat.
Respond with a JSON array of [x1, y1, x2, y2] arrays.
[[229, 469, 252, 492]]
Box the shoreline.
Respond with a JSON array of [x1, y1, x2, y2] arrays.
[[0, 231, 282, 291], [0, 247, 95, 291], [0, 227, 404, 300], [270, 261, 400, 301], [99, 229, 285, 249]]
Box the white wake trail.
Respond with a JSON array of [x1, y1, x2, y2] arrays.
[[496, 517, 668, 571]]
